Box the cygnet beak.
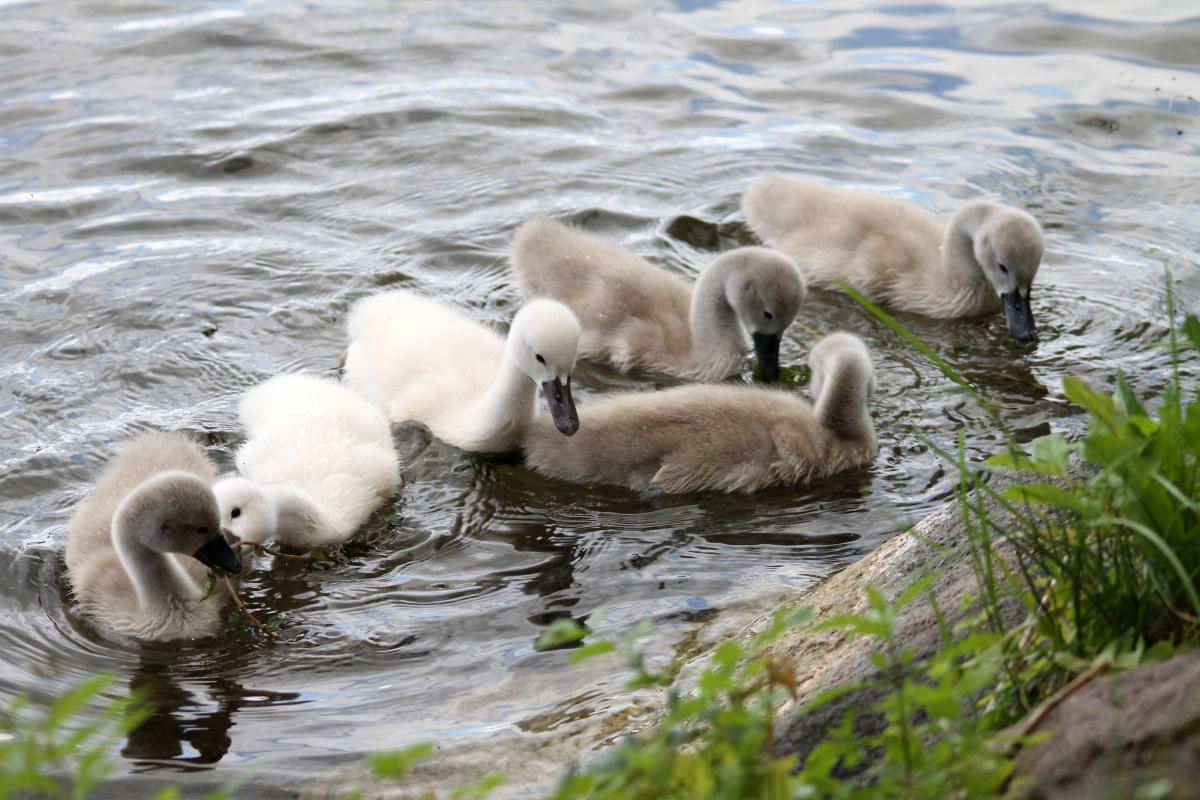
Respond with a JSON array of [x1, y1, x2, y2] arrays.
[[194, 534, 242, 575], [752, 331, 782, 383], [1002, 289, 1037, 343], [221, 527, 241, 546], [541, 376, 580, 436]]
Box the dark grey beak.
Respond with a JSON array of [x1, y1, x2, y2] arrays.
[[752, 331, 782, 383], [221, 527, 240, 546], [194, 534, 242, 575], [1002, 289, 1037, 343], [541, 376, 580, 436]]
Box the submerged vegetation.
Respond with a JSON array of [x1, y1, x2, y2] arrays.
[[6, 297, 1197, 799]]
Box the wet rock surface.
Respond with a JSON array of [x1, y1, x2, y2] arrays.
[[1013, 652, 1200, 800]]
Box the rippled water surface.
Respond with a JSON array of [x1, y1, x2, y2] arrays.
[[1, 0, 1198, 794]]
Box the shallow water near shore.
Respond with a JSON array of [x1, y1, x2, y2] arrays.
[[1, 0, 1198, 794]]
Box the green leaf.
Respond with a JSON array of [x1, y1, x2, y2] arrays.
[[197, 571, 218, 602], [1181, 314, 1200, 351], [1063, 375, 1114, 421], [450, 772, 506, 800], [895, 572, 939, 611], [1002, 482, 1085, 513], [1031, 434, 1072, 474], [1114, 372, 1147, 417], [47, 676, 114, 732], [569, 640, 616, 665], [1135, 778, 1175, 800], [534, 618, 588, 651], [367, 742, 434, 779], [813, 613, 890, 640]]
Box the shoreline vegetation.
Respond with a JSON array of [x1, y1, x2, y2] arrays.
[[5, 283, 1198, 799]]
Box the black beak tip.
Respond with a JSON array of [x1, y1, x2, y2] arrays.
[[751, 331, 783, 384], [542, 377, 580, 438], [194, 535, 242, 575], [1002, 290, 1037, 345]]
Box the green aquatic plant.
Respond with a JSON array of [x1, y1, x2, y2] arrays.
[[986, 365, 1200, 652], [748, 361, 809, 387]]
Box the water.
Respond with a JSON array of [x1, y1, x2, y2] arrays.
[[1, 0, 1197, 794]]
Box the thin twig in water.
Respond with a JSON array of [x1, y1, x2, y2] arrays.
[[223, 573, 279, 640], [233, 540, 315, 561]]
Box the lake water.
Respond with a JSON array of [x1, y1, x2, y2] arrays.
[[1, 0, 1197, 796]]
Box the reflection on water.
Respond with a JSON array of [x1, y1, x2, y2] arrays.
[[0, 0, 1197, 793]]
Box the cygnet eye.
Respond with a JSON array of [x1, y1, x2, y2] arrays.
[[535, 354, 546, 364], [197, 526, 209, 536], [231, 507, 241, 519], [997, 263, 1009, 275], [763, 311, 773, 320]]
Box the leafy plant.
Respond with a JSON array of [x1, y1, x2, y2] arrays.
[[799, 578, 1021, 800], [849, 278, 1199, 695], [547, 607, 806, 800], [0, 676, 237, 800], [546, 588, 1028, 800], [0, 675, 147, 800]]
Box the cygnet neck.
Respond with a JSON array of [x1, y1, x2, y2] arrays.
[[465, 335, 536, 447], [689, 256, 748, 375], [940, 202, 1005, 314], [942, 202, 995, 282], [112, 521, 199, 612]]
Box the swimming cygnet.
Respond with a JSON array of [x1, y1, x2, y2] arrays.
[[342, 289, 581, 453], [742, 176, 1044, 341], [521, 332, 877, 494], [213, 373, 402, 550], [510, 218, 806, 382], [65, 433, 242, 642]]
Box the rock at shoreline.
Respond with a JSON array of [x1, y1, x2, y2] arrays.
[[1013, 651, 1200, 800]]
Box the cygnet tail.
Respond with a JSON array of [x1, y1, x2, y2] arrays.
[[811, 334, 875, 441]]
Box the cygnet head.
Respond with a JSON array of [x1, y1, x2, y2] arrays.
[[114, 471, 242, 575], [809, 332, 876, 403], [719, 247, 807, 382], [964, 202, 1044, 343], [508, 299, 581, 436], [212, 476, 276, 546]]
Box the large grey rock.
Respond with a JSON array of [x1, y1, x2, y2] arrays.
[[1013, 651, 1200, 800]]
